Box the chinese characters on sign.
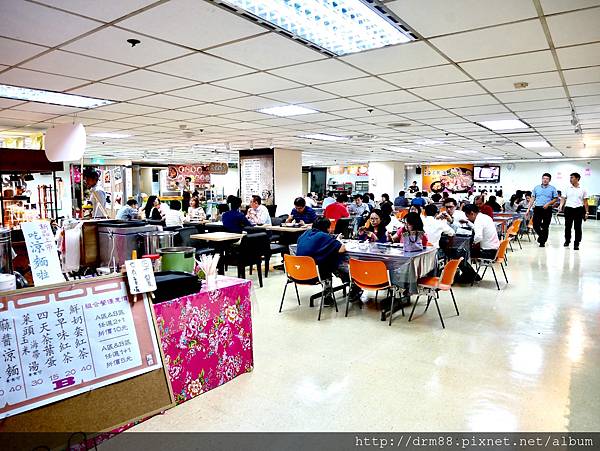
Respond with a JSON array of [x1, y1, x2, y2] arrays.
[[0, 278, 161, 419], [21, 221, 64, 287], [240, 155, 274, 206], [124, 259, 156, 295]]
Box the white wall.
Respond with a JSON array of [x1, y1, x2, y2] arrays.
[[368, 161, 405, 198], [211, 166, 239, 199], [274, 148, 302, 215]]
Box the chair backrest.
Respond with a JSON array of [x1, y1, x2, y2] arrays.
[[239, 232, 270, 260], [349, 258, 389, 288], [496, 239, 510, 261], [440, 257, 463, 286], [283, 254, 320, 282], [334, 217, 352, 236], [271, 216, 283, 227], [266, 205, 277, 217], [175, 226, 199, 247]]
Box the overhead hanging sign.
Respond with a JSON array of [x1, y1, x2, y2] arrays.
[[422, 164, 474, 193], [208, 162, 228, 175], [167, 165, 211, 191]]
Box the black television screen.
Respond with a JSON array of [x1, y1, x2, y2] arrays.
[[474, 165, 500, 183]]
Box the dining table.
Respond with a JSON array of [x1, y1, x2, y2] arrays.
[[191, 232, 244, 274]]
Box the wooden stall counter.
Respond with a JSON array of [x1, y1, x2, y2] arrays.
[[152, 276, 253, 404]]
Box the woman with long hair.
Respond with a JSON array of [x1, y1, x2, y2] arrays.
[[357, 209, 391, 243], [393, 212, 429, 247]]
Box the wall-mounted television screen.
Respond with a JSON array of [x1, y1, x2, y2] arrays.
[[473, 165, 500, 183]]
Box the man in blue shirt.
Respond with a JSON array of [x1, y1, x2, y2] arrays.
[[287, 197, 317, 224], [527, 172, 558, 247], [296, 217, 361, 306], [411, 192, 426, 207], [394, 190, 409, 207], [222, 196, 252, 233]]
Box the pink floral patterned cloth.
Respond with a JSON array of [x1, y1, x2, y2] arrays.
[[153, 276, 254, 404]]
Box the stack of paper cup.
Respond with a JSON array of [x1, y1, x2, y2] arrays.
[[0, 273, 16, 292]]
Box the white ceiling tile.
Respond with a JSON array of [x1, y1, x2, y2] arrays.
[[95, 102, 165, 114], [387, 0, 537, 37], [0, 110, 59, 122], [479, 71, 563, 92], [0, 37, 47, 66], [409, 81, 486, 99], [0, 68, 86, 91], [557, 43, 600, 69], [146, 110, 202, 121], [333, 107, 393, 118], [207, 33, 324, 70], [190, 116, 236, 125], [38, 0, 159, 21], [268, 60, 367, 85], [299, 98, 364, 112], [0, 1, 99, 46], [570, 82, 600, 97], [69, 83, 151, 101], [295, 112, 341, 123], [225, 122, 268, 130], [178, 104, 240, 115], [519, 108, 571, 118], [508, 98, 571, 111], [168, 84, 245, 102], [563, 67, 600, 85], [62, 27, 190, 67], [540, 0, 600, 14], [431, 20, 548, 62], [103, 70, 196, 92], [23, 50, 131, 80], [149, 53, 254, 83], [262, 87, 336, 104], [0, 118, 35, 128], [349, 90, 421, 106], [380, 65, 470, 89], [212, 73, 300, 94], [12, 103, 84, 115], [217, 96, 282, 110], [496, 86, 566, 102], [381, 101, 440, 114], [450, 104, 510, 116], [434, 94, 499, 108], [316, 78, 396, 97], [118, 0, 264, 50], [130, 94, 199, 108], [340, 42, 447, 74], [113, 115, 169, 125], [547, 7, 600, 47], [403, 110, 456, 120]]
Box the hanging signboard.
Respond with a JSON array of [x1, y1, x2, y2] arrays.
[[21, 221, 64, 287], [167, 165, 211, 191], [0, 276, 162, 419], [208, 162, 228, 175], [239, 150, 274, 205]]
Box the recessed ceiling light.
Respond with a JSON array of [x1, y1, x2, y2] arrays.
[[90, 132, 132, 139], [259, 105, 317, 117], [518, 141, 550, 148], [538, 151, 563, 157], [477, 119, 529, 131], [415, 140, 446, 146], [222, 0, 413, 56], [300, 133, 349, 141], [0, 84, 113, 108], [383, 147, 416, 153]]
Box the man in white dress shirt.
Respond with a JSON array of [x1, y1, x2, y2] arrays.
[[438, 198, 472, 234], [321, 192, 337, 209], [246, 195, 272, 226], [463, 204, 500, 260], [423, 204, 455, 248], [559, 172, 589, 250]]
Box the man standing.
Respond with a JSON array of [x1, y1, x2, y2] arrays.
[[560, 172, 589, 250], [527, 173, 559, 247], [408, 181, 420, 194], [83, 167, 107, 218]]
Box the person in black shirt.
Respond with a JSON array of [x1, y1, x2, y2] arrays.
[[408, 181, 420, 194], [486, 195, 502, 213], [222, 196, 252, 233]]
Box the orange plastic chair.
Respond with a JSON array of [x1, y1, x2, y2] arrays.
[[328, 219, 337, 233], [524, 216, 536, 242], [472, 239, 510, 290], [396, 209, 408, 220], [507, 218, 522, 251], [409, 258, 463, 329], [348, 258, 401, 325], [279, 254, 337, 321]]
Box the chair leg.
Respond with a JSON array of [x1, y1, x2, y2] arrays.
[[317, 285, 325, 321], [516, 236, 522, 249], [501, 263, 509, 284], [491, 266, 500, 290], [294, 283, 301, 305], [256, 261, 263, 288], [279, 281, 289, 312], [509, 240, 514, 252], [424, 293, 432, 312], [408, 295, 421, 322], [265, 255, 270, 278], [388, 289, 396, 326], [249, 265, 253, 275], [433, 296, 445, 329], [375, 291, 378, 303], [450, 288, 459, 316], [345, 282, 353, 317], [480, 265, 488, 280]]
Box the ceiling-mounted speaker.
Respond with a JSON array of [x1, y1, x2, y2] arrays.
[[45, 123, 86, 162], [416, 166, 422, 174]]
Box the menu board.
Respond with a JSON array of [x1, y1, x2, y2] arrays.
[[240, 154, 274, 205], [0, 276, 161, 419]]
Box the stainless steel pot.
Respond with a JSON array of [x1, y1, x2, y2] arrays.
[[0, 228, 13, 274], [139, 231, 177, 256]]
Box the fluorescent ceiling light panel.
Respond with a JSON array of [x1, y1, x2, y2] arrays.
[[454, 150, 478, 154], [518, 141, 550, 148], [384, 147, 416, 153], [477, 119, 529, 131], [222, 0, 413, 56], [90, 133, 132, 139], [538, 151, 563, 157], [415, 140, 445, 145], [300, 133, 349, 141], [258, 105, 317, 117], [0, 84, 113, 108]]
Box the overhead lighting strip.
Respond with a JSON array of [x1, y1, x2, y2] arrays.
[[0, 84, 113, 108]]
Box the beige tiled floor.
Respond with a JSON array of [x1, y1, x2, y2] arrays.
[[132, 220, 600, 432]]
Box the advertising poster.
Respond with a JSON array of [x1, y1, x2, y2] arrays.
[[422, 164, 474, 193], [167, 164, 211, 191]]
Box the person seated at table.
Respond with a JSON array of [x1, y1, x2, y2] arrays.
[[144, 195, 165, 221], [349, 194, 370, 216], [324, 193, 350, 221], [379, 193, 393, 211], [368, 193, 376, 209], [495, 190, 505, 207], [438, 197, 471, 232], [357, 209, 391, 243], [475, 195, 494, 218], [381, 203, 401, 234], [486, 195, 502, 213], [422, 204, 455, 248], [246, 195, 272, 226], [392, 212, 429, 247], [411, 191, 427, 207], [463, 204, 499, 260], [304, 192, 318, 208], [394, 190, 409, 207], [116, 199, 140, 220], [287, 197, 317, 225], [504, 194, 521, 213], [431, 192, 442, 203], [222, 196, 252, 233], [409, 204, 422, 215], [321, 192, 337, 209], [185, 196, 206, 222], [422, 191, 433, 204], [165, 200, 184, 227], [361, 193, 373, 211], [296, 217, 362, 306]]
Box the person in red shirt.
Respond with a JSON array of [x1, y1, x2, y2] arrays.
[[475, 195, 494, 218], [324, 193, 350, 221]]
